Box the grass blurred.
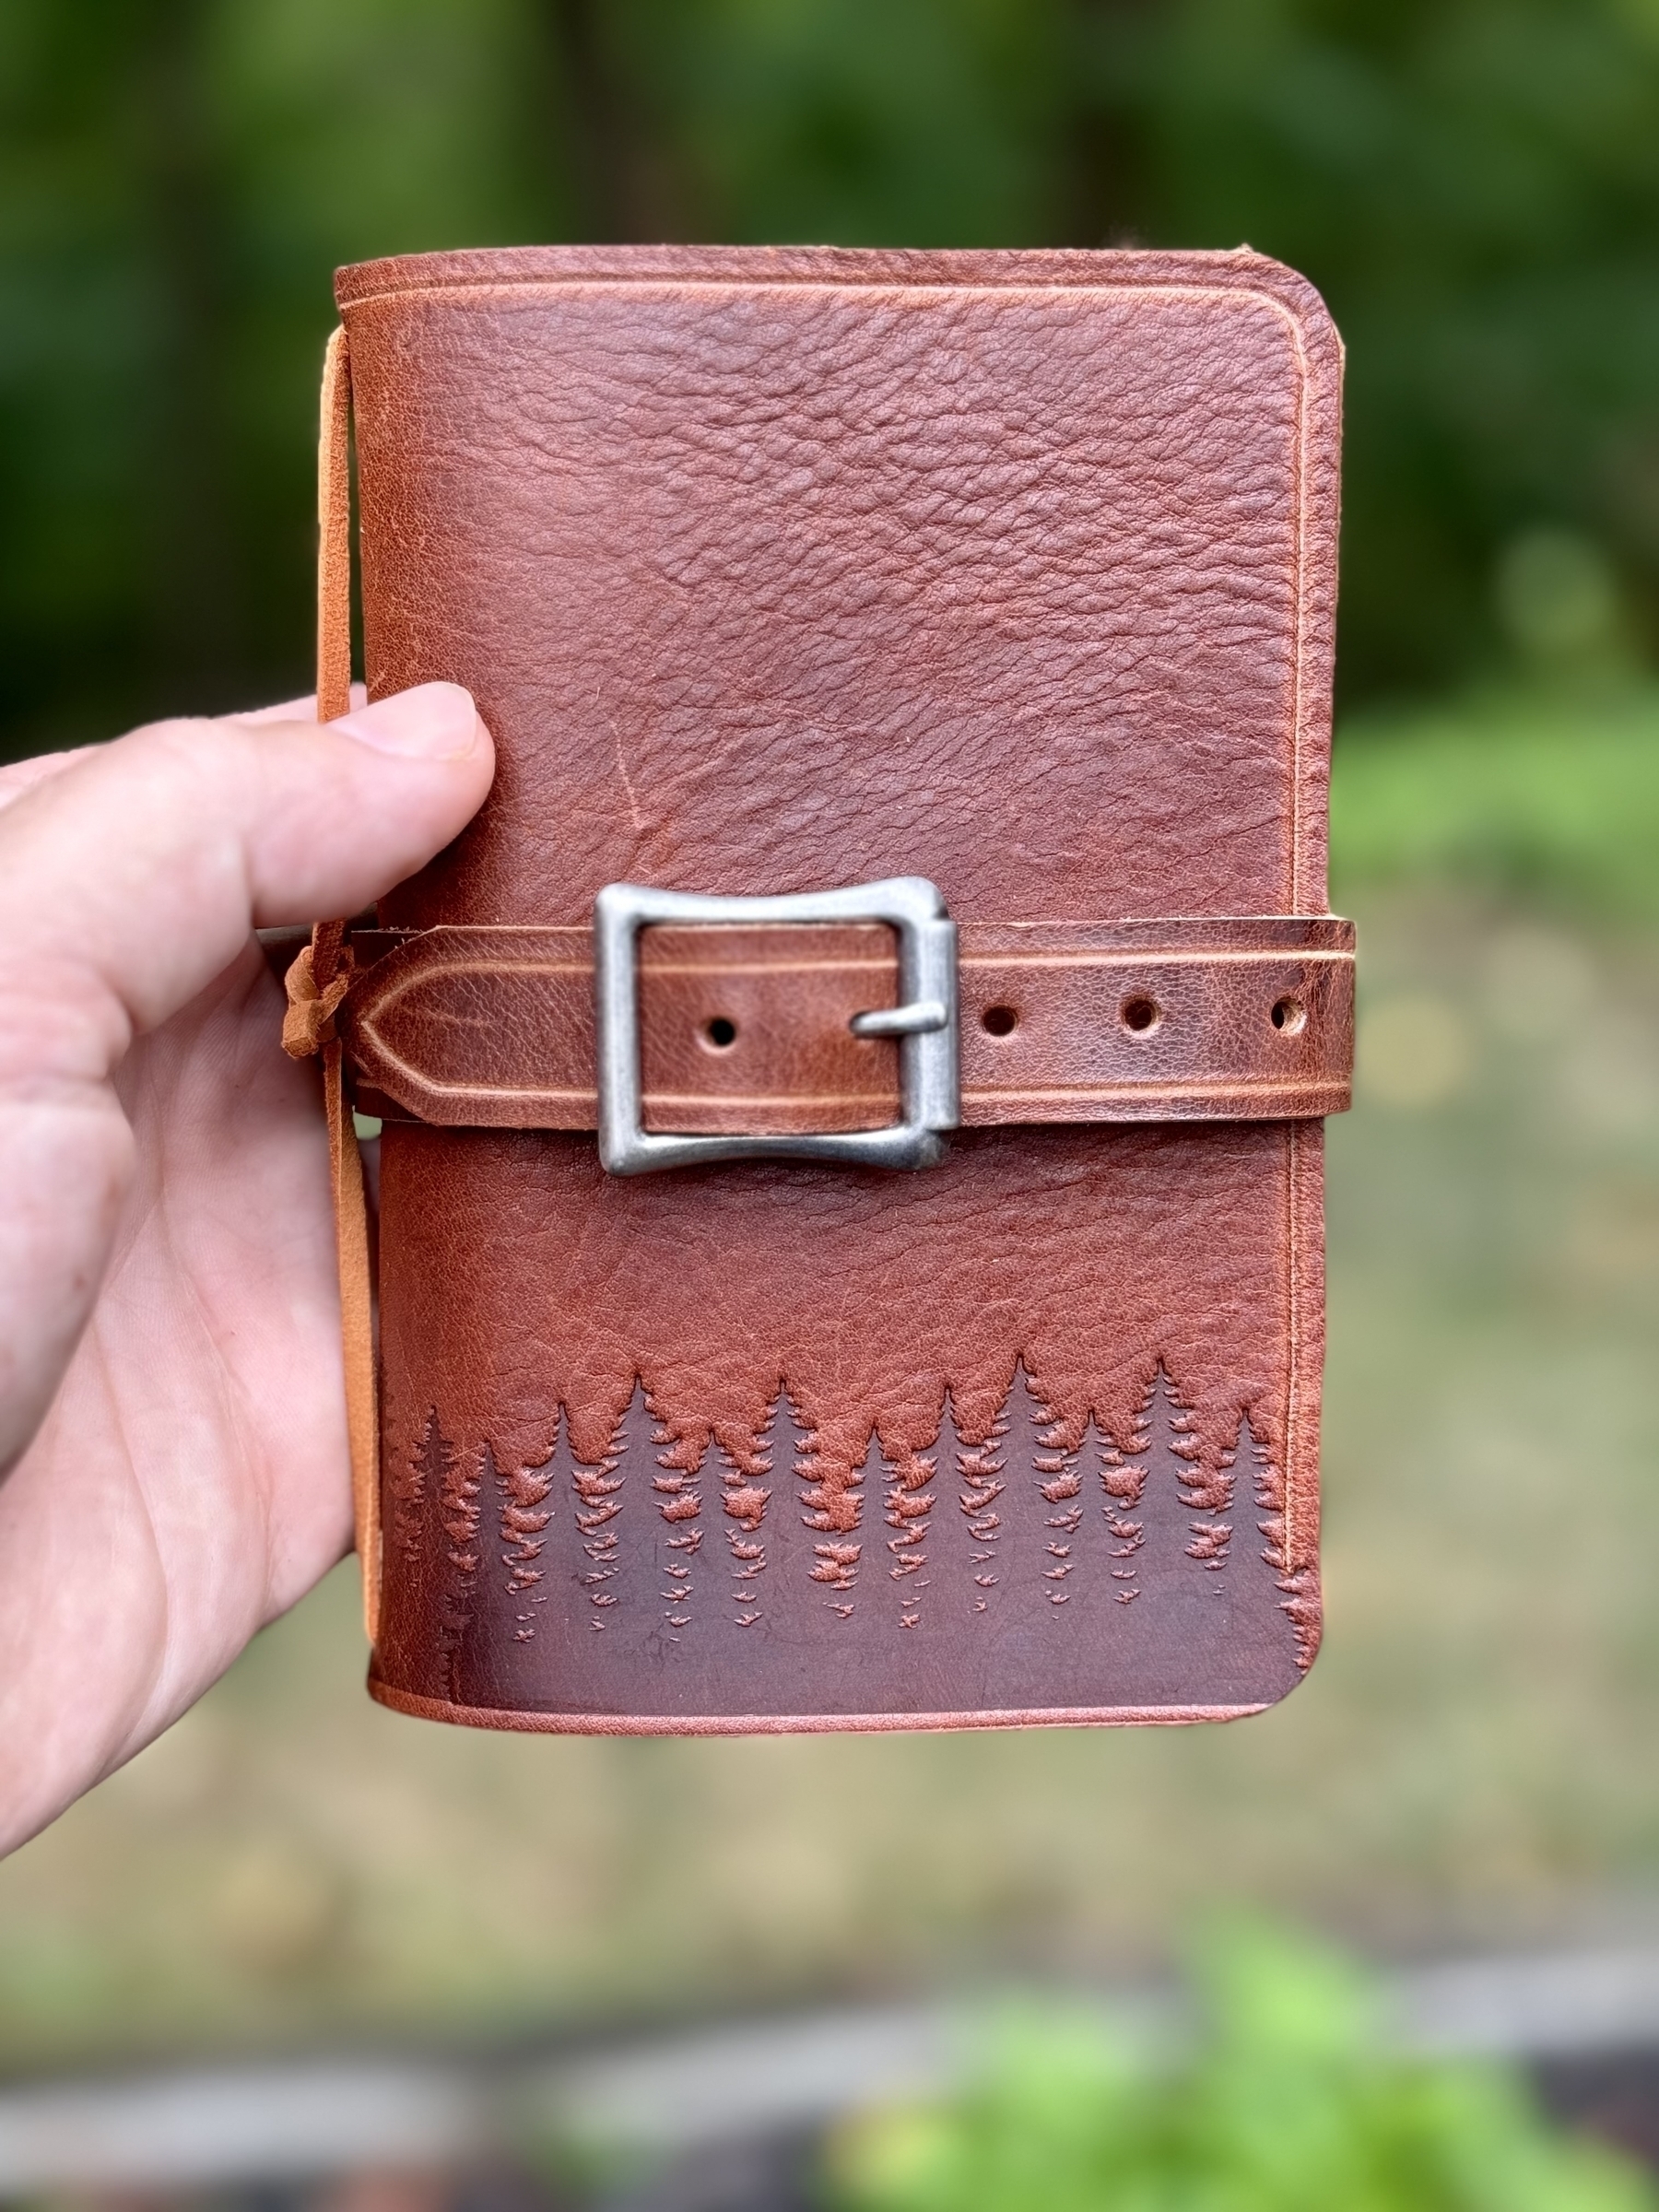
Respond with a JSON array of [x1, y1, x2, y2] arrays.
[[2, 682, 1657, 2075]]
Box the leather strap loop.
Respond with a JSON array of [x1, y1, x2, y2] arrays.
[[336, 914, 1355, 1133]]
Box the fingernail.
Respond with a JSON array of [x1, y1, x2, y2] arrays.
[[334, 682, 480, 760]]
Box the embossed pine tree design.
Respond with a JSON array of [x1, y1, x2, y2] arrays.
[[1100, 1400, 1149, 1605], [397, 1409, 453, 1570], [885, 1437, 935, 1630], [649, 1384, 704, 1639], [1112, 1368, 1210, 1613], [436, 1440, 484, 1695], [1174, 1391, 1230, 1571], [572, 1396, 629, 1632], [1035, 1406, 1084, 1608], [985, 1361, 1077, 1615], [802, 1398, 863, 1618], [1229, 1413, 1317, 1670], [498, 1430, 558, 1643], [720, 1394, 781, 1630], [1212, 1419, 1250, 1582], [947, 1390, 1004, 1615]]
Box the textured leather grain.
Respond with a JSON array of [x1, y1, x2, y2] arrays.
[[332, 243, 1344, 1731]]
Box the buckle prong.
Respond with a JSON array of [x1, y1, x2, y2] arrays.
[[849, 999, 949, 1040], [594, 877, 959, 1176]]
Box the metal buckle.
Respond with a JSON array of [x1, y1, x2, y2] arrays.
[[594, 877, 959, 1175]]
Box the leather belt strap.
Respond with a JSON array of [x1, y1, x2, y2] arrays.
[[335, 915, 1354, 1132]]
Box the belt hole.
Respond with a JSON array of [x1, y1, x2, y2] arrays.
[[1121, 994, 1159, 1035], [703, 1016, 738, 1050], [1271, 996, 1306, 1035], [981, 1004, 1018, 1037]]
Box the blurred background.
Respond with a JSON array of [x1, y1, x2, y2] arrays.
[[4, 0, 1659, 2203]]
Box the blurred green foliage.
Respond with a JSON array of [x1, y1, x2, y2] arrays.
[[1, 0, 1656, 758], [826, 1924, 1655, 2212], [1331, 681, 1659, 920], [0, 0, 1654, 760]]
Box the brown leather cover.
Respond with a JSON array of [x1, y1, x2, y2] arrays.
[[335, 244, 1344, 1732]]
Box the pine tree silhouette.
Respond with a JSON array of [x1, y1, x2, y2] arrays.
[[810, 1539, 863, 1611], [1034, 1402, 1083, 1611], [498, 1428, 558, 1644], [1214, 1418, 1250, 1580], [1171, 1388, 1230, 1570], [649, 1383, 705, 1641], [436, 1439, 484, 1697], [990, 1361, 1077, 1618], [1122, 1368, 1216, 1628], [885, 1430, 935, 1630], [382, 1408, 458, 1698], [944, 1389, 1004, 1618], [571, 1393, 630, 1634], [397, 1408, 452, 1569], [734, 1386, 862, 1700], [721, 1393, 776, 1630], [802, 1399, 864, 1619], [1100, 1403, 1148, 1606], [1228, 1412, 1316, 1676]]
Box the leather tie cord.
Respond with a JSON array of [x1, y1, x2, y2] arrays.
[[288, 324, 382, 1641]]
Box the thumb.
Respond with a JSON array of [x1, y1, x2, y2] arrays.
[[0, 682, 493, 1477], [0, 681, 494, 1053]]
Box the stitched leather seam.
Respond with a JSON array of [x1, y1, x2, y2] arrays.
[[962, 949, 1351, 971], [965, 1081, 1348, 1100]]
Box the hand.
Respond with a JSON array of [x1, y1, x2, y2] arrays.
[[0, 686, 494, 1854]]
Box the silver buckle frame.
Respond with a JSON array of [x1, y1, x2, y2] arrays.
[[594, 877, 959, 1175]]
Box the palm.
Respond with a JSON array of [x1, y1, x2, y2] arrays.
[[0, 944, 353, 1832], [0, 684, 488, 1855]]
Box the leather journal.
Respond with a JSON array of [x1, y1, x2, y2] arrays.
[[290, 244, 1351, 1735]]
